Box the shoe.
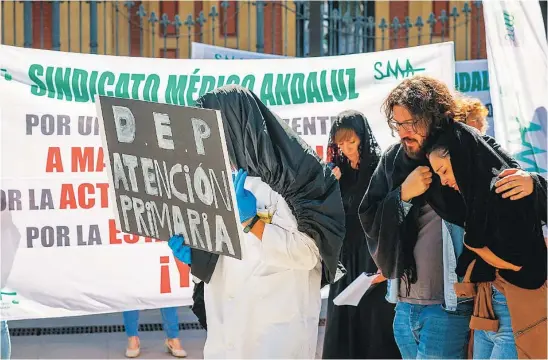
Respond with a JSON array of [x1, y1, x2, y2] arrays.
[[125, 347, 141, 358], [165, 339, 187, 358], [125, 336, 140, 358]]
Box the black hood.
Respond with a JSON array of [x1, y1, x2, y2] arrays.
[[423, 121, 511, 248], [190, 85, 345, 284], [327, 110, 382, 207]]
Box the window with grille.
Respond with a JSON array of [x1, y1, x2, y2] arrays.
[[160, 1, 179, 36], [219, 1, 238, 37]]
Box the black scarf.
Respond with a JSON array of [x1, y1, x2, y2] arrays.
[[388, 147, 431, 290], [424, 121, 509, 248]]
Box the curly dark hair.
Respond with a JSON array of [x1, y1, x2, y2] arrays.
[[382, 75, 457, 136]]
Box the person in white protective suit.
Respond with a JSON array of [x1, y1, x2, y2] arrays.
[[168, 85, 346, 359]]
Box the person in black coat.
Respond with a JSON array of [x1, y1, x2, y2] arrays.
[[322, 110, 401, 359], [423, 119, 547, 359]]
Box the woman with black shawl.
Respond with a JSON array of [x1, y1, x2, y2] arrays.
[[322, 110, 401, 359], [424, 120, 547, 359]]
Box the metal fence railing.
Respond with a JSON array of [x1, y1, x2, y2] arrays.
[[0, 1, 486, 59]]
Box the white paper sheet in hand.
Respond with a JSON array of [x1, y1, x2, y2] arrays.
[[333, 272, 381, 306]]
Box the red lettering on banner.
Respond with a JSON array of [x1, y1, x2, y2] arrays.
[[160, 256, 172, 294], [175, 259, 190, 288], [59, 183, 109, 209], [108, 219, 158, 244], [71, 147, 105, 172], [160, 256, 190, 294], [107, 221, 190, 294], [45, 147, 64, 172]]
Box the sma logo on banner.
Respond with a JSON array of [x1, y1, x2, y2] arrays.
[[374, 59, 426, 81]]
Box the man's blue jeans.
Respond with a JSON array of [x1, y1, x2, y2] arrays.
[[473, 286, 518, 359], [123, 308, 179, 339], [393, 301, 472, 359], [1, 321, 10, 359]]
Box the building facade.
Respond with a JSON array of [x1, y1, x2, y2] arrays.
[[2, 1, 544, 60], [1, 1, 298, 58]]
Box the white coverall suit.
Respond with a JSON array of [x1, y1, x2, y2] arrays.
[[203, 176, 322, 359]]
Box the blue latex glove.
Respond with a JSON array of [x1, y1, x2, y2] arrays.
[[233, 169, 257, 222], [168, 235, 192, 265]]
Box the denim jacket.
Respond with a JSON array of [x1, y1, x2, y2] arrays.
[[386, 202, 466, 312]]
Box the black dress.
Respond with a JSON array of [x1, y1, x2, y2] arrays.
[[322, 111, 401, 359]]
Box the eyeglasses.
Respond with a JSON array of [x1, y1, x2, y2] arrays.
[[387, 118, 420, 133]]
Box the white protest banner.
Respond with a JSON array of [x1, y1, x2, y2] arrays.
[[194, 43, 495, 138], [191, 42, 287, 60], [455, 60, 494, 137], [483, 0, 548, 175], [0, 42, 454, 320]]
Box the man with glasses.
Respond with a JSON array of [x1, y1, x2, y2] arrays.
[[359, 76, 539, 359]]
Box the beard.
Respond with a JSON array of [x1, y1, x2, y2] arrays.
[[401, 139, 424, 160]]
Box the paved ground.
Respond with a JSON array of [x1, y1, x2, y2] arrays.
[[9, 307, 206, 359], [8, 296, 328, 359]]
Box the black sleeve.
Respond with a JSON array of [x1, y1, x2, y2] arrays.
[[531, 173, 547, 225], [483, 135, 521, 168], [191, 281, 207, 330], [484, 135, 546, 224], [359, 152, 409, 279], [189, 249, 219, 284]]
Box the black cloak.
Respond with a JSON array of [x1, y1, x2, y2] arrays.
[[322, 110, 400, 359], [189, 85, 345, 285], [326, 110, 381, 276], [423, 121, 547, 289]]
